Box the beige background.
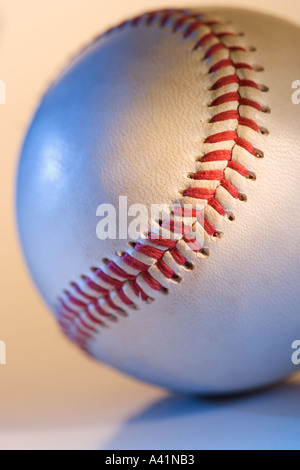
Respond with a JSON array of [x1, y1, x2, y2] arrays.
[[0, 0, 300, 450]]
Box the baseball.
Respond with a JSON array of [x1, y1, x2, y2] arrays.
[[17, 8, 300, 394]]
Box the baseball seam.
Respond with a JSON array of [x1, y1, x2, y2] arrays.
[[56, 9, 270, 351]]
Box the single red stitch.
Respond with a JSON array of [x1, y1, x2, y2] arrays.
[[192, 169, 224, 180], [71, 283, 98, 301], [66, 293, 87, 308], [216, 32, 237, 38], [209, 198, 226, 216], [173, 16, 189, 31], [209, 59, 233, 73], [211, 92, 240, 106], [85, 277, 109, 295], [164, 219, 188, 235], [210, 110, 239, 123], [94, 302, 113, 317], [184, 20, 204, 38], [129, 279, 149, 301], [204, 219, 216, 236], [239, 116, 259, 132], [211, 75, 239, 90], [147, 235, 177, 247], [122, 253, 149, 271], [201, 150, 232, 162], [160, 12, 175, 27], [105, 295, 119, 310], [205, 43, 226, 59], [95, 269, 124, 288], [157, 258, 175, 278], [229, 46, 246, 52], [86, 311, 105, 326], [221, 179, 240, 198], [78, 318, 98, 333], [182, 187, 216, 199], [205, 130, 237, 144], [239, 79, 259, 89], [107, 261, 136, 280], [142, 271, 163, 291], [194, 32, 215, 49], [235, 136, 254, 154], [135, 243, 165, 259], [60, 299, 78, 316], [182, 236, 201, 252], [146, 12, 159, 25], [227, 160, 248, 177], [173, 207, 202, 217], [169, 247, 186, 266], [239, 97, 261, 111], [117, 289, 133, 306], [75, 327, 92, 339], [234, 62, 253, 70]]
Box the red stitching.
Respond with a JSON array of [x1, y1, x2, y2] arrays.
[[56, 9, 269, 348], [157, 258, 175, 278], [142, 271, 162, 290], [201, 150, 232, 162], [107, 261, 136, 280], [209, 198, 226, 216], [122, 253, 149, 271]]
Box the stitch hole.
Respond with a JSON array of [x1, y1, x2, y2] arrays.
[[161, 287, 169, 295], [249, 46, 257, 52], [129, 302, 139, 311], [172, 274, 182, 284], [200, 247, 210, 258], [261, 106, 271, 114], [253, 65, 264, 72], [127, 241, 137, 249], [258, 84, 269, 92], [107, 313, 118, 323], [254, 148, 264, 159], [116, 250, 126, 258], [213, 231, 223, 239], [102, 258, 110, 265], [90, 267, 98, 273], [117, 308, 128, 317], [238, 193, 248, 202], [146, 297, 155, 304], [238, 32, 245, 37], [259, 127, 269, 136], [227, 212, 236, 222], [184, 260, 195, 270], [247, 171, 257, 181]]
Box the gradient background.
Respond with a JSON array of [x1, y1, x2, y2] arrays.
[[1, 0, 300, 450]]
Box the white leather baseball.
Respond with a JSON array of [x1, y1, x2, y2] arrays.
[[17, 8, 300, 394]]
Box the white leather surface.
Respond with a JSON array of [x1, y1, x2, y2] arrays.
[[17, 8, 300, 393]]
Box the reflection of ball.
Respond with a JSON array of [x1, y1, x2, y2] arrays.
[[17, 8, 300, 394]]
